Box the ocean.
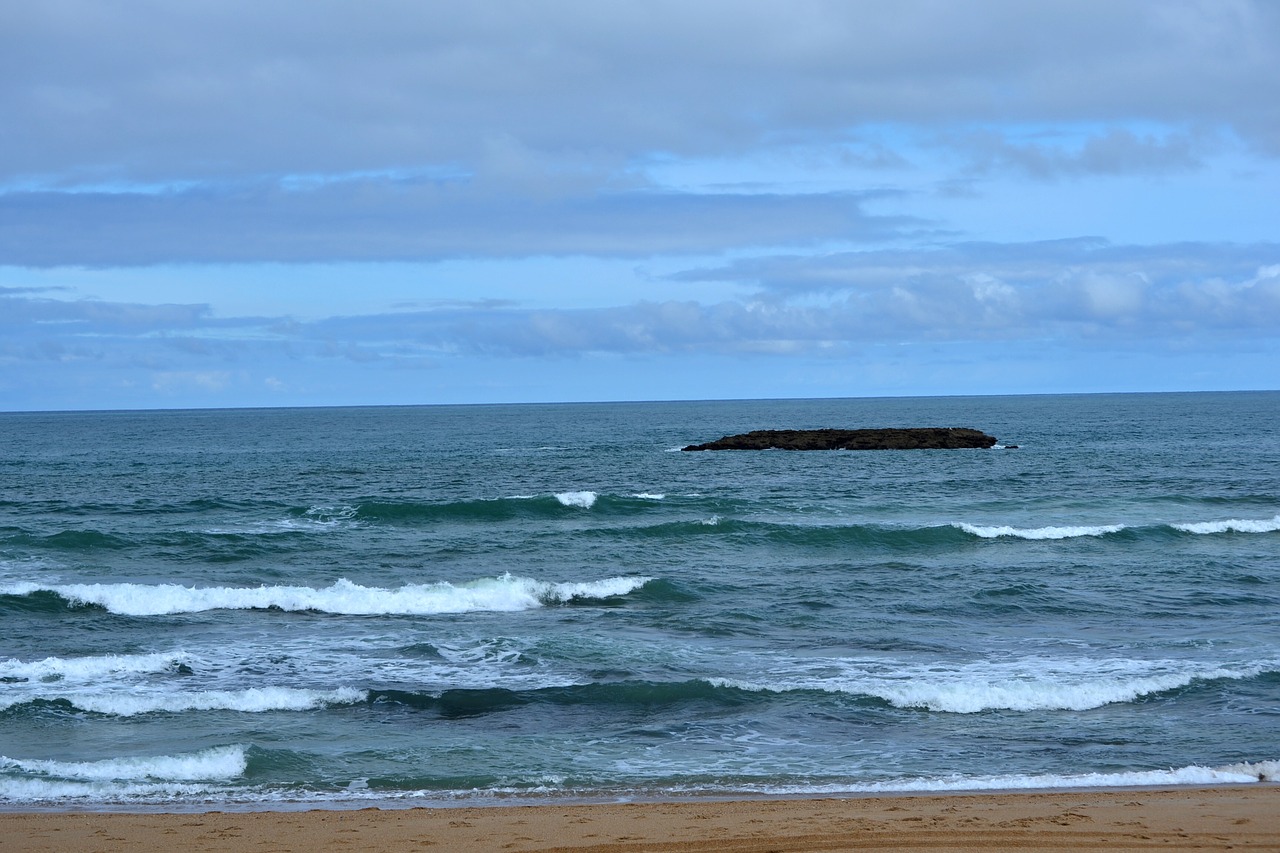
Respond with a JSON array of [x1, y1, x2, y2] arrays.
[[1, 392, 1277, 808]]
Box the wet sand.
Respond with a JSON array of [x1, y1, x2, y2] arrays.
[[3, 787, 1277, 851]]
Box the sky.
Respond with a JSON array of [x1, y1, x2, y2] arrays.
[[2, 1, 1278, 411]]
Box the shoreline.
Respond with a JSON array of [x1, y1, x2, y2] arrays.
[[3, 780, 1278, 815], [4, 786, 1278, 851]]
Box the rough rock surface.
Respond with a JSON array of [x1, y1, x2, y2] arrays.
[[682, 427, 998, 451]]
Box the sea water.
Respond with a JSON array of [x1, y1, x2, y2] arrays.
[[1, 392, 1277, 807]]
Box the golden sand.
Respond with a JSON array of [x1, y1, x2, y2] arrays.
[[3, 786, 1277, 852]]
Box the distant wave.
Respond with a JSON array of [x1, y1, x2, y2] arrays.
[[0, 573, 654, 616], [340, 491, 673, 523], [956, 515, 1279, 540], [955, 523, 1126, 540], [553, 490, 596, 508], [1172, 514, 1280, 535], [1, 686, 367, 716], [205, 505, 359, 535]]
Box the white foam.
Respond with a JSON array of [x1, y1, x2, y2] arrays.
[[304, 505, 358, 522], [0, 777, 218, 802], [203, 506, 359, 535], [957, 522, 1126, 540], [700, 516, 722, 526], [2, 686, 367, 716], [728, 760, 1280, 796], [1173, 515, 1280, 534], [0, 652, 191, 682], [545, 576, 652, 601], [633, 493, 666, 500], [2, 574, 652, 616], [554, 491, 597, 508], [1, 745, 247, 782], [711, 656, 1276, 713]]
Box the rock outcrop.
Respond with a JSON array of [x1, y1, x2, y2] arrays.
[[681, 427, 999, 451]]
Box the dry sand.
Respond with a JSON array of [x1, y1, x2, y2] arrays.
[[3, 787, 1277, 852]]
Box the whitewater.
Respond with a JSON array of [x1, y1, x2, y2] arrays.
[[1, 392, 1277, 807]]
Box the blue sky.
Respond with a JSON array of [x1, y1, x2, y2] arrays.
[[2, 1, 1278, 410]]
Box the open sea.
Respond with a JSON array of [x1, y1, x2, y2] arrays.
[[1, 392, 1278, 809]]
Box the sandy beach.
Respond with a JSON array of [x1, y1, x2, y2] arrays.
[[3, 787, 1277, 852]]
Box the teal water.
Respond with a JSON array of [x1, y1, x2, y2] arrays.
[[1, 392, 1278, 806]]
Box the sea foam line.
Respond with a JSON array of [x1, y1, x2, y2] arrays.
[[724, 760, 1280, 796], [0, 573, 653, 616]]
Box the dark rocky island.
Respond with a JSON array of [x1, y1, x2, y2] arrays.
[[682, 427, 999, 451]]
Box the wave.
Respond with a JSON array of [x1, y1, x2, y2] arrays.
[[356, 656, 1278, 718], [1172, 514, 1280, 535], [1, 745, 246, 782], [956, 514, 1278, 540], [553, 490, 596, 508], [708, 760, 1280, 796], [3, 755, 1272, 805], [0, 651, 191, 682], [0, 529, 134, 550], [205, 506, 359, 535], [955, 523, 1127, 540], [0, 777, 220, 803], [345, 491, 672, 523], [0, 746, 246, 803], [1, 686, 367, 716], [370, 678, 757, 715], [0, 573, 654, 616], [709, 657, 1278, 713]]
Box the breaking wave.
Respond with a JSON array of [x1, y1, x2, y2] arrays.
[[0, 573, 654, 617], [709, 657, 1278, 713], [1, 745, 247, 782], [1, 686, 368, 716], [0, 746, 248, 803], [956, 523, 1127, 540], [1172, 514, 1280, 535], [0, 651, 191, 682]]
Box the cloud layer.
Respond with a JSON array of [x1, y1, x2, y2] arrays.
[[1, 2, 1277, 408], [5, 1, 1279, 186]]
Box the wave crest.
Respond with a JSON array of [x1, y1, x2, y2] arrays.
[[2, 686, 367, 716], [554, 491, 597, 508], [710, 657, 1276, 713], [0, 573, 654, 616], [0, 652, 190, 682], [956, 523, 1126, 540], [1173, 515, 1280, 535], [1, 745, 246, 782]]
